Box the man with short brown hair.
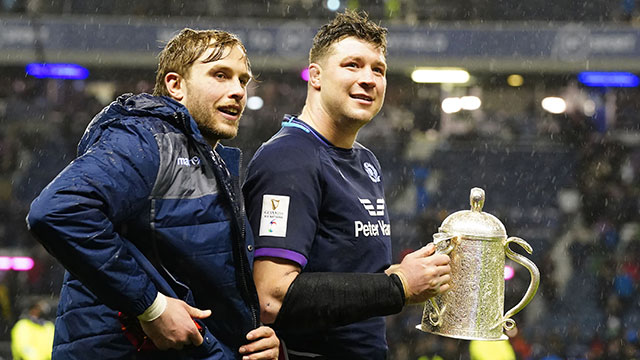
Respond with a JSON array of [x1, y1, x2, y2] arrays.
[[245, 11, 451, 360]]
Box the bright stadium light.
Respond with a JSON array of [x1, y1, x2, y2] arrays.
[[507, 74, 524, 87], [583, 99, 596, 116], [300, 67, 310, 82], [0, 257, 10, 271], [541, 97, 567, 114], [12, 257, 34, 271], [247, 96, 264, 111], [504, 265, 515, 280], [441, 97, 462, 113], [578, 71, 639, 88], [411, 68, 470, 84], [0, 256, 35, 271], [26, 63, 89, 80], [460, 96, 481, 110], [327, 0, 340, 11]]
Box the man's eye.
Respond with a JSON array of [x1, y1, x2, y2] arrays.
[[215, 72, 227, 79]]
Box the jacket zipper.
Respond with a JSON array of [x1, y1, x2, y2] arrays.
[[210, 148, 259, 329], [237, 148, 259, 327], [176, 112, 259, 329]]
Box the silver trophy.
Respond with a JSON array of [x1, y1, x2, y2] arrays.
[[417, 187, 540, 340]]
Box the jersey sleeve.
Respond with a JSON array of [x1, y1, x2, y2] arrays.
[[243, 136, 321, 268]]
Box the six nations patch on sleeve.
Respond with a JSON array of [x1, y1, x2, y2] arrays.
[[259, 194, 290, 237]]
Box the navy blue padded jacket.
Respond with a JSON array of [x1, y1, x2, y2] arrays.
[[27, 93, 259, 359]]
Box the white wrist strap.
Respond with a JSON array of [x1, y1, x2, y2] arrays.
[[137, 292, 167, 322]]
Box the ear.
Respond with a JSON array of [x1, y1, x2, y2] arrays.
[[165, 72, 185, 102], [308, 63, 321, 90]]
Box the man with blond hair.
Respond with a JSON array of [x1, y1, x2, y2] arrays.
[[27, 28, 278, 359]]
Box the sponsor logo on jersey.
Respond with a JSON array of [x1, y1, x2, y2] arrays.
[[259, 195, 290, 237], [355, 197, 389, 237], [268, 219, 278, 233], [354, 220, 391, 237], [359, 198, 385, 216], [363, 162, 381, 183], [271, 199, 280, 210]]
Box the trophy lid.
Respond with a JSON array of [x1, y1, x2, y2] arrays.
[[439, 187, 507, 240]]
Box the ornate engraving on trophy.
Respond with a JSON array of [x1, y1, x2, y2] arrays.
[[418, 188, 540, 341]]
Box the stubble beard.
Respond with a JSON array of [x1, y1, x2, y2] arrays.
[[188, 101, 239, 144], [344, 103, 381, 129]]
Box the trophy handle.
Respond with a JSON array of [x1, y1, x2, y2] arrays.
[[502, 236, 540, 331], [433, 232, 457, 255], [428, 299, 447, 326], [427, 233, 457, 326]]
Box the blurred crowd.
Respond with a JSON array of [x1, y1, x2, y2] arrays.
[[1, 0, 639, 23], [0, 67, 640, 359]]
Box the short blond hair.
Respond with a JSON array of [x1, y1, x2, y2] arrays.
[[153, 28, 250, 97]]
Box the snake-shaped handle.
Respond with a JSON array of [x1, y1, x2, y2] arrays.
[[500, 236, 540, 331], [428, 233, 457, 326]]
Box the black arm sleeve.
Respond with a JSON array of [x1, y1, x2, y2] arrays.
[[273, 272, 405, 331]]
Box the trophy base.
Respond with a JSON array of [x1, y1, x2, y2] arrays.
[[415, 324, 509, 341]]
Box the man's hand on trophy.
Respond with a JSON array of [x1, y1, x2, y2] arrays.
[[385, 243, 451, 304]]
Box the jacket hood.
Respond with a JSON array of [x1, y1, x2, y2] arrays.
[[77, 93, 203, 155]]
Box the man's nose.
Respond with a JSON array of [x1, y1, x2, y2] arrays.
[[359, 68, 376, 88], [229, 79, 246, 99]]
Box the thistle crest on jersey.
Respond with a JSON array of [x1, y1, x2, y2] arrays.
[[363, 162, 380, 183]]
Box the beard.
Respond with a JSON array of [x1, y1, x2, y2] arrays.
[[187, 99, 240, 144]]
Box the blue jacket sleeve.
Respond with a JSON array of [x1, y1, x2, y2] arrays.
[[26, 120, 161, 316]]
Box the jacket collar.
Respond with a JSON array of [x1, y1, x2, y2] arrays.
[[77, 93, 242, 175]]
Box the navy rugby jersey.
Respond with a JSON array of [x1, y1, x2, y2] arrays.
[[244, 115, 392, 360]]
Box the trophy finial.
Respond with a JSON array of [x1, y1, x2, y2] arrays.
[[470, 187, 485, 212]]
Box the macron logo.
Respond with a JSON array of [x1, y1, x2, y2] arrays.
[[359, 198, 385, 216], [177, 156, 200, 167]]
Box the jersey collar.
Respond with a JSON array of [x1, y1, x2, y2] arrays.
[[282, 114, 333, 147]]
